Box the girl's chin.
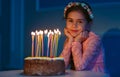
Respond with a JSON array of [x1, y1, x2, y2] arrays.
[[69, 31, 80, 37], [70, 33, 78, 37]]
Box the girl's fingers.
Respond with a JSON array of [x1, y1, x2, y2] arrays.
[[79, 31, 88, 42], [64, 28, 72, 38], [64, 28, 69, 36]]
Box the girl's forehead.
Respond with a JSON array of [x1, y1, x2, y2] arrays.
[[67, 11, 85, 19]]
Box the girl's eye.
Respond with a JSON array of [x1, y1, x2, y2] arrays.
[[67, 19, 73, 23], [77, 21, 83, 24]]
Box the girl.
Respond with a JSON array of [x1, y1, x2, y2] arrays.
[[60, 2, 107, 73]]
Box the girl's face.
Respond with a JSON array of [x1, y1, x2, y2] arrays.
[[66, 11, 89, 37]]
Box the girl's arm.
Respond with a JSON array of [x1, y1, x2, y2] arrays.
[[71, 36, 101, 70], [60, 39, 72, 68]]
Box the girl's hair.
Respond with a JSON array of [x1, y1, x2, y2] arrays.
[[64, 2, 93, 23]]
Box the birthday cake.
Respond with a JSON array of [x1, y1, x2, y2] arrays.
[[24, 57, 65, 76], [23, 29, 65, 76]]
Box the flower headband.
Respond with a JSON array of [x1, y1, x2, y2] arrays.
[[64, 2, 94, 19]]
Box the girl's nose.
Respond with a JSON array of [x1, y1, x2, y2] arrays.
[[72, 22, 78, 27]]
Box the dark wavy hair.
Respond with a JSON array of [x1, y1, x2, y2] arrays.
[[64, 2, 93, 23]]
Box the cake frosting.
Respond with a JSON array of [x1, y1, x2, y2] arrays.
[[25, 57, 64, 60], [24, 57, 65, 76]]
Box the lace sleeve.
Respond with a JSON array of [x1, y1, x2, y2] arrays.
[[72, 37, 101, 70]]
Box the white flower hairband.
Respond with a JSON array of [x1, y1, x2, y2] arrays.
[[64, 2, 94, 19]]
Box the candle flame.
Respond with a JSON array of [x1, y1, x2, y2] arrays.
[[51, 31, 54, 35], [54, 29, 57, 34], [41, 31, 43, 35], [44, 29, 48, 34], [31, 32, 35, 35], [35, 30, 38, 33], [47, 32, 50, 37], [36, 31, 40, 35], [56, 29, 59, 32], [49, 30, 52, 33], [59, 31, 61, 35]]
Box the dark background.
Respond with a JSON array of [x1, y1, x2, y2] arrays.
[[0, 0, 120, 77]]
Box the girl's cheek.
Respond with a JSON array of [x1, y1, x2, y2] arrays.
[[78, 26, 84, 32], [67, 29, 71, 33], [66, 26, 70, 30]]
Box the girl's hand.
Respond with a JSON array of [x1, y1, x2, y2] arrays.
[[64, 28, 74, 43], [74, 31, 89, 43]]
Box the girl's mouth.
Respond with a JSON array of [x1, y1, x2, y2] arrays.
[[70, 30, 79, 32]]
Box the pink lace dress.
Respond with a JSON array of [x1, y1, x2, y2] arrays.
[[60, 32, 106, 73]]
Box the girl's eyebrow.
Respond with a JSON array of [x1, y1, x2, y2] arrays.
[[67, 18, 86, 21], [77, 19, 86, 21]]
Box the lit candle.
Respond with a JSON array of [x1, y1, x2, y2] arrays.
[[36, 31, 39, 57], [50, 32, 54, 57], [44, 29, 48, 56], [47, 30, 52, 56], [47, 31, 51, 57], [41, 31, 44, 56], [38, 30, 42, 56], [31, 31, 35, 57], [31, 29, 61, 57], [56, 29, 61, 56], [53, 29, 57, 56]]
